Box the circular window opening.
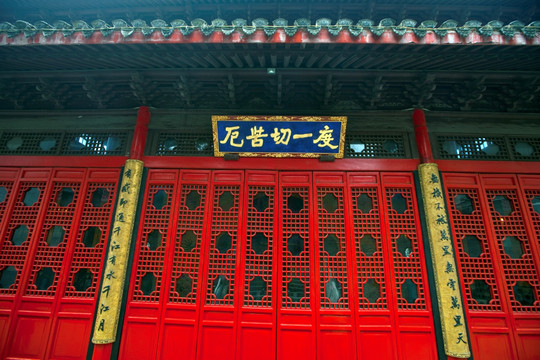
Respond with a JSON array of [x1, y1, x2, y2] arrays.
[[442, 140, 462, 156], [39, 137, 57, 151], [6, 137, 23, 151], [515, 142, 534, 157], [163, 138, 178, 151]]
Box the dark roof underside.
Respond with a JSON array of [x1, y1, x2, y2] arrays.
[[1, 43, 538, 112]]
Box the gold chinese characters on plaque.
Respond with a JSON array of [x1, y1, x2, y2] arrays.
[[212, 115, 347, 158]]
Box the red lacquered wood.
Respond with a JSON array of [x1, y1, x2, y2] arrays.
[[0, 167, 120, 359], [130, 106, 150, 160], [143, 156, 420, 172], [0, 156, 127, 168], [438, 160, 540, 174], [443, 172, 540, 360], [92, 344, 113, 360], [412, 109, 434, 164]]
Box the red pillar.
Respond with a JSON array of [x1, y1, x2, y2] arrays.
[[91, 344, 113, 360], [130, 106, 151, 160], [412, 108, 434, 163]]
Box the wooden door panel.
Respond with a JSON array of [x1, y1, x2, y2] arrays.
[[444, 172, 540, 360], [237, 171, 278, 360], [159, 170, 211, 360], [119, 169, 440, 360], [196, 171, 243, 360], [277, 172, 315, 360]]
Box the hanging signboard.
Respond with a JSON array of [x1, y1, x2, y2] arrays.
[[212, 115, 347, 158]]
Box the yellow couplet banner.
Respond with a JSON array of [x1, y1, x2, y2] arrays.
[[418, 163, 471, 358], [92, 159, 144, 344]]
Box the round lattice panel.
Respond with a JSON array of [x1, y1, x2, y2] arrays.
[[132, 184, 174, 302], [351, 186, 388, 310], [169, 184, 208, 304], [385, 187, 426, 310], [205, 185, 240, 306], [317, 186, 349, 309], [446, 187, 502, 311], [281, 186, 311, 309], [486, 189, 540, 312], [25, 182, 81, 296], [65, 180, 118, 297], [523, 189, 540, 248], [0, 182, 47, 295], [244, 186, 274, 307]]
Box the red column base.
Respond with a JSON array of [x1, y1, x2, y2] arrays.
[[91, 344, 113, 360]]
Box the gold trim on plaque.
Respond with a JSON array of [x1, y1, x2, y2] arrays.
[[212, 115, 347, 158]]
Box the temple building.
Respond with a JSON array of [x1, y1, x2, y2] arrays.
[[0, 0, 539, 359]]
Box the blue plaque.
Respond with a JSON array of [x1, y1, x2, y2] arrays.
[[212, 116, 347, 158]]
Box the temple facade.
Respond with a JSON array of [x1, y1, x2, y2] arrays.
[[0, 1, 539, 359]]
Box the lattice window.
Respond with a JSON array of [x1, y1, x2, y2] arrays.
[[522, 189, 540, 248], [0, 181, 47, 295], [281, 186, 311, 309], [0, 180, 14, 224], [154, 132, 213, 156], [205, 185, 240, 305], [61, 132, 128, 156], [132, 183, 174, 302], [317, 186, 349, 309], [243, 186, 275, 307], [435, 135, 510, 160], [169, 183, 208, 304], [65, 180, 118, 297], [0, 132, 63, 155], [486, 190, 540, 312], [508, 137, 540, 161], [446, 187, 502, 311], [385, 187, 427, 310], [25, 183, 81, 296], [0, 131, 129, 156], [151, 131, 409, 158], [345, 133, 408, 158], [351, 186, 388, 310], [26, 182, 81, 296]]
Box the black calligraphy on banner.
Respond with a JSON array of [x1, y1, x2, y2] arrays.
[[419, 164, 470, 357], [93, 159, 143, 344]]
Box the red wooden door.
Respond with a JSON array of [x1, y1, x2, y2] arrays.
[[236, 171, 278, 360], [119, 169, 180, 360], [196, 170, 244, 360], [444, 173, 540, 360], [121, 169, 437, 360], [277, 172, 317, 360], [159, 170, 211, 360], [0, 167, 120, 360], [313, 172, 356, 360]]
